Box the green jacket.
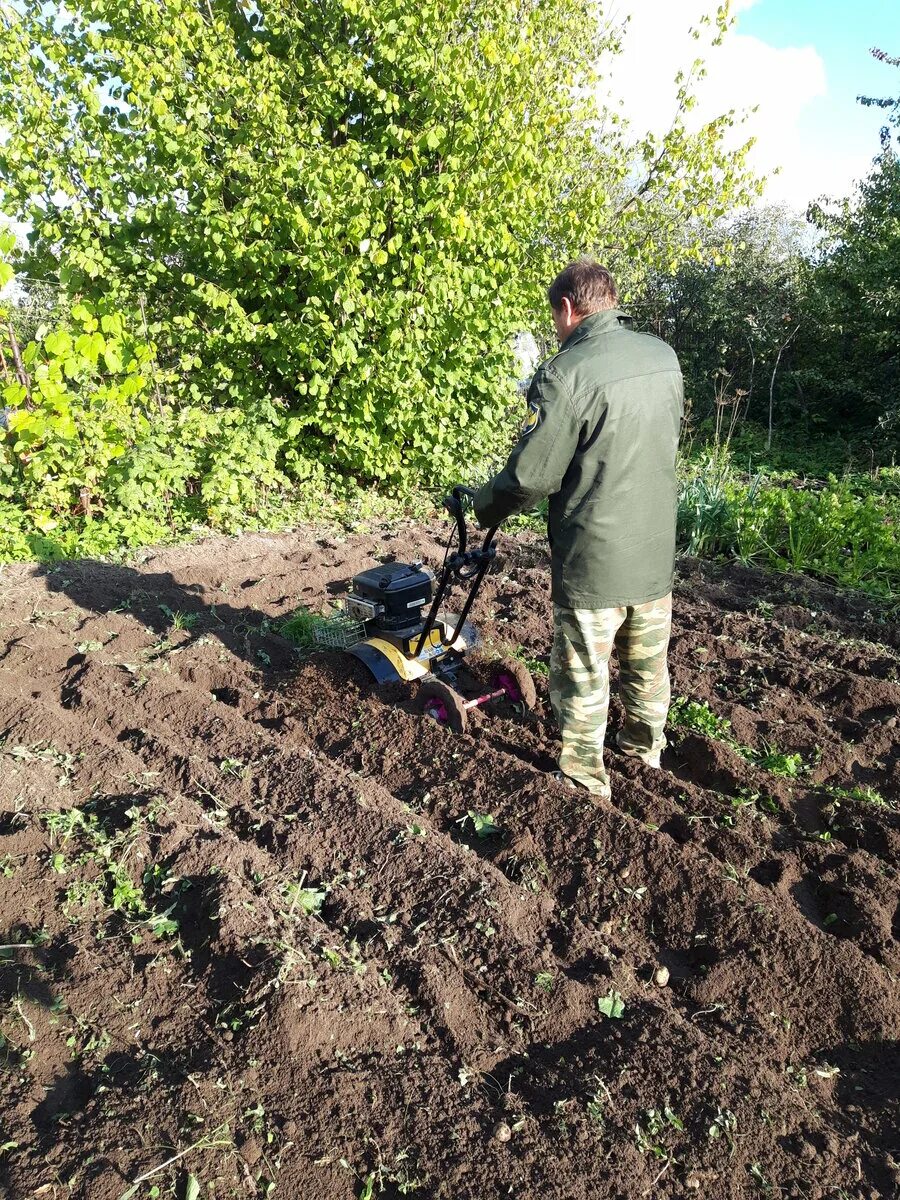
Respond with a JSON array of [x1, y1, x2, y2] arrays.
[[474, 309, 683, 609]]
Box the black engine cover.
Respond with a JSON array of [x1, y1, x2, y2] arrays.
[[348, 561, 435, 633]]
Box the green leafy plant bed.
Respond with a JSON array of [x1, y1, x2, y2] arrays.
[[677, 451, 900, 599]]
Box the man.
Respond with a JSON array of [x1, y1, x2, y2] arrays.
[[473, 260, 683, 800]]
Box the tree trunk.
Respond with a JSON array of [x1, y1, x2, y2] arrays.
[[5, 320, 31, 403]]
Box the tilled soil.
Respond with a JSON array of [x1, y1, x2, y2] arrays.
[[0, 525, 898, 1200]]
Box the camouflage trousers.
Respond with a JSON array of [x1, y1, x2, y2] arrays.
[[549, 593, 673, 798]]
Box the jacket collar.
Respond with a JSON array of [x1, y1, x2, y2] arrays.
[[559, 308, 632, 351]]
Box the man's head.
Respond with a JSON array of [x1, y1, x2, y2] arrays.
[[547, 259, 618, 344]]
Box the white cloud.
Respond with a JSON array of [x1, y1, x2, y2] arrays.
[[600, 0, 846, 209]]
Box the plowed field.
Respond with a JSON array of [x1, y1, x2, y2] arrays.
[[0, 525, 898, 1200]]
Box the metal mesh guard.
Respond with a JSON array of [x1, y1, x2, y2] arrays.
[[312, 613, 365, 650]]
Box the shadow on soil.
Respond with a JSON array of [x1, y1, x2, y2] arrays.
[[40, 558, 303, 675]]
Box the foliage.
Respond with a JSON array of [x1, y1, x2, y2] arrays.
[[632, 206, 808, 439], [460, 810, 500, 839], [41, 798, 179, 939], [669, 693, 812, 780], [0, 291, 322, 556], [633, 47, 900, 459], [597, 990, 625, 1019], [0, 0, 757, 498], [825, 783, 893, 811], [677, 449, 900, 598], [1, 225, 433, 559], [713, 423, 865, 479], [751, 745, 804, 778], [804, 125, 900, 443], [800, 44, 900, 440], [282, 881, 327, 915], [668, 697, 733, 740], [1, 10, 894, 605]]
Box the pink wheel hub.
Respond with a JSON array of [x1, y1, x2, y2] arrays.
[[496, 671, 523, 704], [425, 698, 450, 724]]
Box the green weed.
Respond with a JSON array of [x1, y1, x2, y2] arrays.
[[321, 941, 366, 975], [42, 801, 180, 940], [749, 744, 804, 777], [825, 783, 892, 809], [282, 878, 327, 916], [668, 697, 733, 740], [116, 1122, 232, 1199], [506, 644, 549, 677], [219, 757, 248, 779], [65, 1014, 112, 1060], [715, 788, 780, 827], [708, 1105, 737, 1149], [8, 742, 81, 786], [597, 990, 625, 1019], [457, 810, 501, 839], [748, 1162, 772, 1193], [515, 856, 549, 893], [159, 605, 199, 630], [279, 608, 333, 649], [393, 822, 427, 846], [0, 855, 21, 877], [634, 1107, 682, 1162], [670, 697, 808, 781]]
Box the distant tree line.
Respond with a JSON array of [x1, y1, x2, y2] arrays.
[[630, 48, 900, 464]]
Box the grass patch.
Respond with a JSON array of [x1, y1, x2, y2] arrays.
[[279, 608, 333, 649]]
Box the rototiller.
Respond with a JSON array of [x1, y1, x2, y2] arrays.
[[315, 487, 536, 733]]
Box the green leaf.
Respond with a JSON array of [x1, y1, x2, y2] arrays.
[[70, 303, 94, 327], [100, 313, 124, 336], [466, 810, 499, 839], [185, 1175, 201, 1200], [597, 990, 625, 1019], [44, 330, 72, 357]]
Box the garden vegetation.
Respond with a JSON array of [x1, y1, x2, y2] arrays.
[[0, 5, 897, 600]]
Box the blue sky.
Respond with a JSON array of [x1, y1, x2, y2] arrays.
[[608, 0, 900, 208], [740, 0, 900, 188]]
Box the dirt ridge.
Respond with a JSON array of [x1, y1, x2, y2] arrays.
[[0, 528, 897, 1199]]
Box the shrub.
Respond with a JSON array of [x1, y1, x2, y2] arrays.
[[0, 0, 757, 490], [0, 297, 332, 557]]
